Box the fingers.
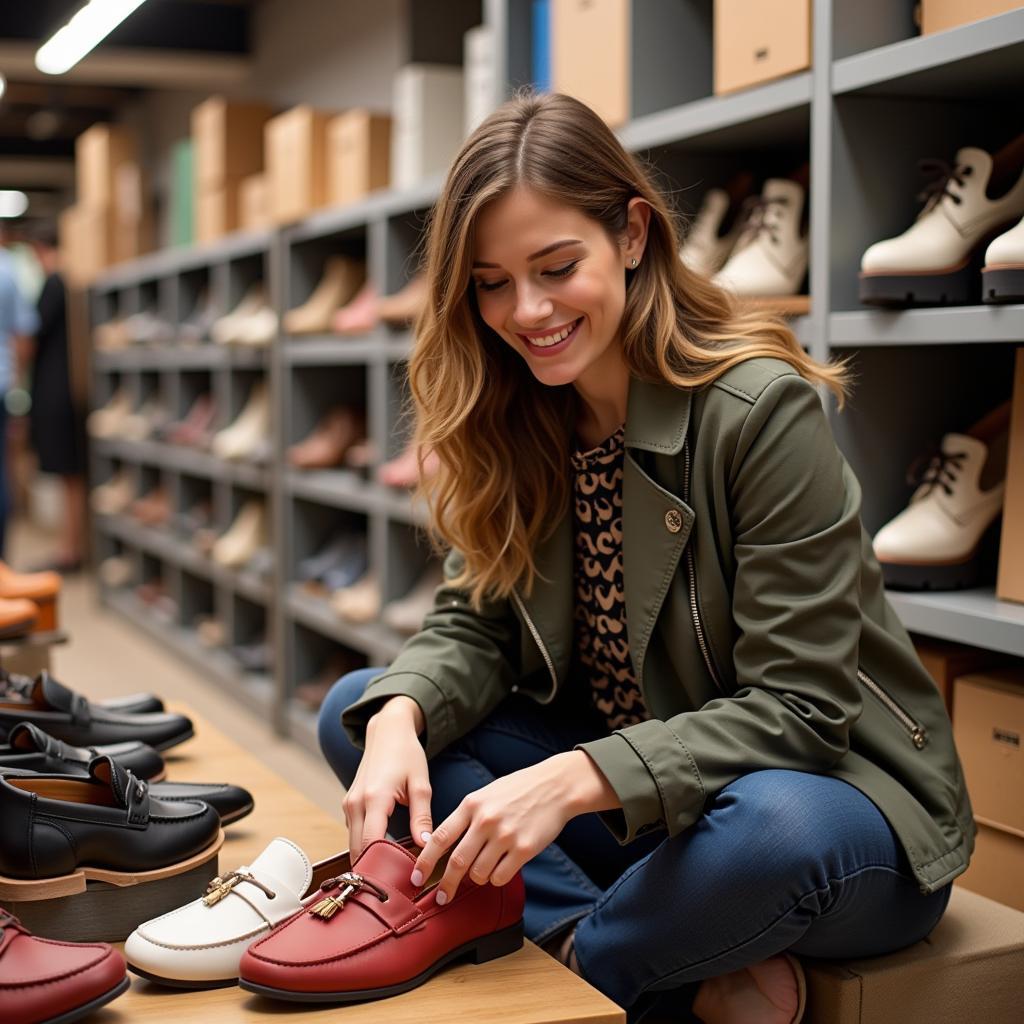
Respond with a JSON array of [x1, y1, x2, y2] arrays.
[[431, 828, 488, 906], [360, 799, 392, 860], [407, 775, 434, 848], [409, 804, 468, 895], [344, 795, 363, 865]]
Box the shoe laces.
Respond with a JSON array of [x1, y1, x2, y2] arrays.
[[735, 195, 789, 249], [916, 158, 974, 212], [906, 447, 967, 498]]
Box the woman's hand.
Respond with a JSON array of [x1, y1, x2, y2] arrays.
[[409, 749, 617, 904], [342, 697, 433, 861]]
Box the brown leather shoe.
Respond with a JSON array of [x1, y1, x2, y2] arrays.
[[0, 597, 39, 640], [0, 564, 60, 633], [287, 407, 366, 470]]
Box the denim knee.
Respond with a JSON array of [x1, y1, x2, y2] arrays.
[[317, 667, 385, 788]]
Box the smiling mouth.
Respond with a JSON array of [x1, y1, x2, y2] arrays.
[[518, 317, 583, 349]]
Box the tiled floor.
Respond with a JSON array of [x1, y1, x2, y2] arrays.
[[6, 515, 347, 823]]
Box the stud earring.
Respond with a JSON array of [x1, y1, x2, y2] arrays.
[[630, 257, 638, 268]]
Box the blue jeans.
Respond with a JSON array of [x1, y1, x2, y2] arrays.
[[319, 668, 952, 1022]]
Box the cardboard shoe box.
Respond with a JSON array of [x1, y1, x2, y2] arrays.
[[192, 97, 273, 190], [921, 0, 1023, 35], [266, 105, 331, 225], [327, 110, 391, 208], [912, 635, 1009, 714], [552, 0, 630, 127], [997, 347, 1024, 605], [953, 668, 1024, 836], [714, 0, 811, 96], [76, 124, 137, 207], [196, 183, 241, 244], [238, 173, 272, 231], [956, 822, 1024, 912]]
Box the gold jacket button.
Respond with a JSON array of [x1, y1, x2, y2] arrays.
[[664, 509, 683, 533]]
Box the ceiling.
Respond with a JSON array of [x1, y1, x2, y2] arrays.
[[0, 0, 256, 216]]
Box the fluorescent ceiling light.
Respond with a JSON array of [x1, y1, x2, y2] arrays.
[[36, 0, 150, 75], [0, 73, 6, 101], [0, 192, 29, 218]]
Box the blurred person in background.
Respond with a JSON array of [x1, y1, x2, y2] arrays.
[[0, 224, 40, 559], [25, 229, 85, 572]]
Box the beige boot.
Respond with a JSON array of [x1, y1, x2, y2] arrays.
[[284, 256, 366, 335], [212, 501, 267, 568], [211, 382, 271, 461], [330, 572, 381, 623]]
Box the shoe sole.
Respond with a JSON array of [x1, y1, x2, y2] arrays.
[[41, 975, 130, 1024], [880, 517, 1001, 591], [219, 799, 255, 825], [859, 260, 975, 307], [128, 963, 238, 989], [151, 726, 195, 752], [239, 919, 524, 1003], [982, 265, 1024, 303]]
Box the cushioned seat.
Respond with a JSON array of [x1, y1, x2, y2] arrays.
[[803, 886, 1024, 1023]]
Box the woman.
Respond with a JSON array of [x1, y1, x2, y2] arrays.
[[319, 91, 973, 1024]]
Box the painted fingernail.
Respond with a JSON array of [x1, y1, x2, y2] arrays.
[[410, 869, 423, 887], [421, 831, 432, 843], [435, 890, 448, 905]]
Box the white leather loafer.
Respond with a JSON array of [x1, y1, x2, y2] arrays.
[[124, 837, 350, 988]]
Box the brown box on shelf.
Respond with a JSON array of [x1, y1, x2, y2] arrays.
[[912, 635, 1009, 714], [266, 105, 331, 225], [953, 668, 1024, 836], [714, 0, 812, 96], [192, 96, 273, 189], [551, 0, 630, 128], [921, 0, 1021, 35], [327, 109, 391, 207], [75, 206, 116, 283], [997, 347, 1024, 604], [75, 123, 137, 207], [238, 173, 272, 231], [196, 183, 241, 243], [956, 822, 1024, 912]]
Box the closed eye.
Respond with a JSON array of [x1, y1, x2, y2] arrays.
[[474, 260, 580, 293]]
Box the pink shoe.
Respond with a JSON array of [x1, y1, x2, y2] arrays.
[[377, 443, 439, 489], [332, 280, 380, 335]]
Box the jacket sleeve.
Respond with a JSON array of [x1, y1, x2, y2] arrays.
[[574, 373, 865, 844], [340, 549, 521, 758]]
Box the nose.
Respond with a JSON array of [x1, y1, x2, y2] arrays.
[[512, 278, 555, 329]]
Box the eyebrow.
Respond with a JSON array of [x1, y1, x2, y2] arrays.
[[472, 239, 584, 269]]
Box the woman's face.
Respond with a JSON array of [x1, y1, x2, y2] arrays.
[[470, 186, 646, 390]]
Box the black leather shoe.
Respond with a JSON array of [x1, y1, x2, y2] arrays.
[[0, 756, 221, 881], [0, 722, 166, 781], [0, 673, 192, 751], [146, 781, 254, 825], [0, 668, 165, 715]]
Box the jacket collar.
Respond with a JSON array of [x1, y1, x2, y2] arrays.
[[623, 375, 692, 455]]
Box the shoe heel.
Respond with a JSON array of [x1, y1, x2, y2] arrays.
[[472, 921, 524, 964]]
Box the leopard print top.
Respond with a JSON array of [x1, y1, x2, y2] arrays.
[[570, 425, 651, 731]]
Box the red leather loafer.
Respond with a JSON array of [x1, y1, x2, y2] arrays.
[[0, 910, 129, 1024], [238, 837, 524, 1002]]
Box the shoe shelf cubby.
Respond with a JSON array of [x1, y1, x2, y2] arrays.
[[91, 2, 1024, 741]]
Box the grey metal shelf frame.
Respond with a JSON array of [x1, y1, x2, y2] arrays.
[[91, 1, 1024, 739]]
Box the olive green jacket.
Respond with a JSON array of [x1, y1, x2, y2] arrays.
[[341, 357, 975, 894]]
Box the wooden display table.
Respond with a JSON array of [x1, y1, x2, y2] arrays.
[[99, 703, 625, 1024]]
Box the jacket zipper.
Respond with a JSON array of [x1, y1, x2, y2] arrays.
[[857, 667, 928, 749], [683, 438, 724, 693], [510, 586, 558, 702]]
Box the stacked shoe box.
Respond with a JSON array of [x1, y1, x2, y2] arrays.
[[953, 665, 1024, 912], [390, 65, 465, 191], [266, 105, 333, 225], [192, 97, 273, 242]]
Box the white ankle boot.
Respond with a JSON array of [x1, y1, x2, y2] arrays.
[[212, 500, 267, 568], [713, 179, 808, 298], [679, 189, 747, 277], [860, 138, 1024, 306], [212, 284, 265, 345], [211, 383, 270, 461], [872, 401, 1011, 590], [983, 213, 1024, 303]]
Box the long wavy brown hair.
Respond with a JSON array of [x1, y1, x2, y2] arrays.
[[408, 89, 852, 608]]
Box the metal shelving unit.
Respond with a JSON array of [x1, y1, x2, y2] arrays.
[[90, 1, 1024, 736]]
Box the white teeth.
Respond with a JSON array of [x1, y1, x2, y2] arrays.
[[527, 319, 579, 347]]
